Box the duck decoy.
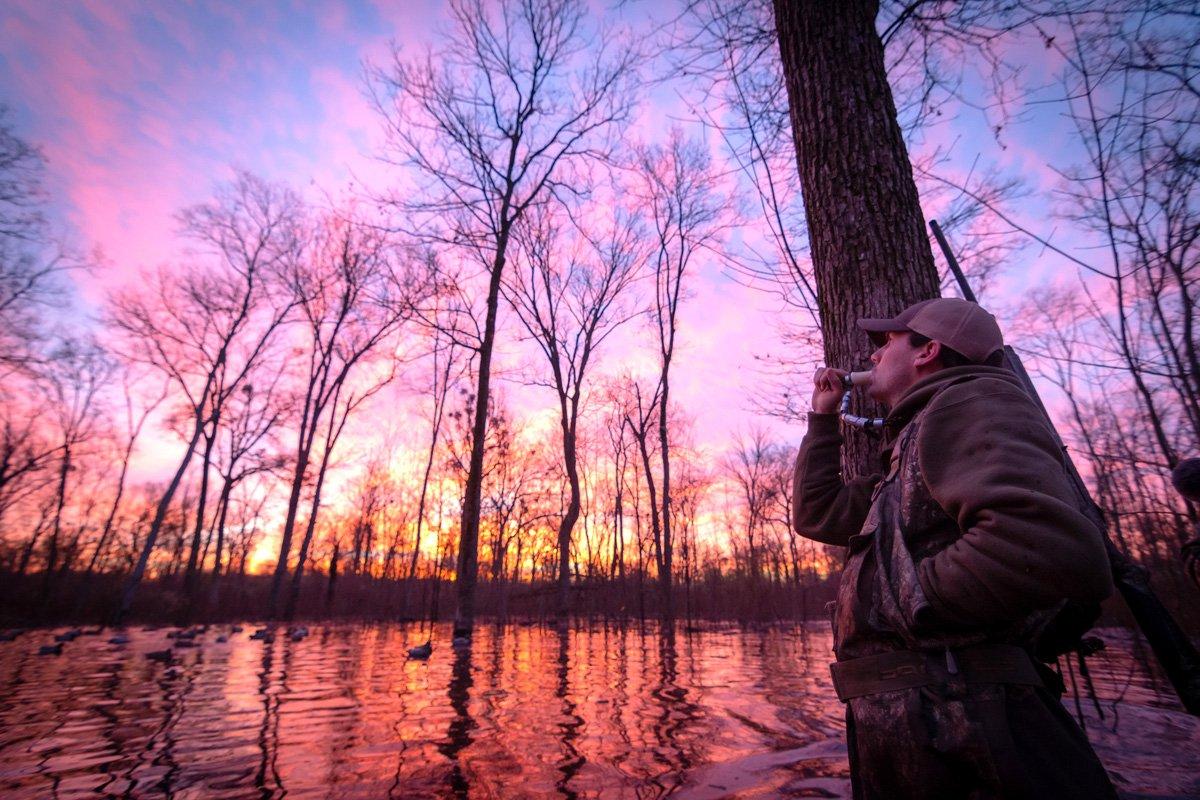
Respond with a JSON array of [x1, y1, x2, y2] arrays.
[[38, 642, 64, 656], [108, 634, 131, 645], [407, 640, 433, 659], [146, 650, 173, 663]]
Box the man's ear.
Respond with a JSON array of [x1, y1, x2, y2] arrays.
[[914, 339, 941, 369]]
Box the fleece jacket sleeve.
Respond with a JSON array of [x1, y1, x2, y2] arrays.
[[792, 413, 879, 547], [915, 380, 1114, 626]]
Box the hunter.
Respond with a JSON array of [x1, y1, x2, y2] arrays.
[[794, 297, 1118, 799]]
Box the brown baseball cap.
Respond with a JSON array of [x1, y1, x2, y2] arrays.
[[857, 298, 1004, 363]]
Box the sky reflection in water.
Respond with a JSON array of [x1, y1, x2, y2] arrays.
[[0, 623, 1196, 798]]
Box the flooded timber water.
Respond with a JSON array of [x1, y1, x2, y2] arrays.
[[0, 622, 1197, 799]]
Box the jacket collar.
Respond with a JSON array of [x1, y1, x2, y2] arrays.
[[881, 365, 1022, 448]]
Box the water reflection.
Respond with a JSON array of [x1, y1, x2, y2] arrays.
[[0, 623, 1196, 798], [554, 624, 583, 799], [256, 638, 281, 798], [439, 643, 474, 798]]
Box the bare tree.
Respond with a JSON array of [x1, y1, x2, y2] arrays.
[[723, 428, 786, 582], [409, 324, 466, 583], [504, 203, 644, 614], [0, 396, 56, 534], [369, 0, 637, 637], [633, 131, 724, 618], [107, 172, 301, 622], [0, 106, 67, 374], [83, 374, 168, 578], [36, 338, 113, 598], [268, 212, 415, 617], [205, 371, 286, 609], [284, 366, 397, 620], [611, 374, 663, 611]]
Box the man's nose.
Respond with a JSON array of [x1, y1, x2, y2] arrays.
[[870, 348, 882, 364]]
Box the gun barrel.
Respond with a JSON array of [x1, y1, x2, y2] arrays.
[[929, 220, 978, 304]]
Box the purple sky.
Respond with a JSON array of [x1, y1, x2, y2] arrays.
[[0, 1, 1111, 488]]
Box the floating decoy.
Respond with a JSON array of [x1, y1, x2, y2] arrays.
[[146, 650, 173, 663], [81, 627, 104, 636], [215, 635, 228, 643], [288, 626, 308, 641], [108, 634, 131, 645], [230, 625, 243, 633], [407, 640, 433, 659], [451, 636, 471, 649], [38, 642, 64, 656], [173, 639, 198, 648], [0, 629, 25, 642], [54, 629, 82, 643], [249, 628, 270, 640]]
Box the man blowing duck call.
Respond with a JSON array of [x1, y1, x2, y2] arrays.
[[794, 297, 1118, 799]]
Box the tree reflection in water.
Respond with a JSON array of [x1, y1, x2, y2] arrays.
[[554, 622, 584, 798], [437, 642, 475, 797], [255, 637, 283, 797], [0, 623, 1195, 798]]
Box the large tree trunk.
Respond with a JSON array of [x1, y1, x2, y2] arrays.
[[773, 0, 940, 475], [454, 226, 511, 639], [558, 424, 582, 617], [269, 446, 311, 616], [656, 372, 674, 620]]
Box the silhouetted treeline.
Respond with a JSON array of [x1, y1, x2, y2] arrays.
[[0, 1, 1197, 633], [0, 569, 840, 627]]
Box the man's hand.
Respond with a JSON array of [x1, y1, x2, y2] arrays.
[[811, 366, 849, 414]]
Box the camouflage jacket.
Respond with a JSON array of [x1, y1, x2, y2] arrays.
[[793, 366, 1113, 661]]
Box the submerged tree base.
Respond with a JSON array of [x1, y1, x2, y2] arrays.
[[4, 569, 1197, 638], [0, 569, 849, 628]]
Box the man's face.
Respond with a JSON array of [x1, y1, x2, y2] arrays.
[[866, 330, 925, 408]]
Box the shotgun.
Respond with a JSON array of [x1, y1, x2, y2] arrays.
[[929, 219, 1200, 716]]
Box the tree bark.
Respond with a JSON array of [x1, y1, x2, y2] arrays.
[[773, 0, 940, 475], [558, 423, 582, 616], [656, 370, 674, 620], [454, 227, 511, 638]]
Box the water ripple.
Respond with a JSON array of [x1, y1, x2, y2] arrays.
[[0, 623, 1195, 798]]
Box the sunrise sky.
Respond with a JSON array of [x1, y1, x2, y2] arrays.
[[0, 0, 1104, 493]]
